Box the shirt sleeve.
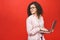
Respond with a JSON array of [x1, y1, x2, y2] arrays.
[[39, 16, 48, 31], [40, 16, 44, 28], [26, 18, 41, 35]]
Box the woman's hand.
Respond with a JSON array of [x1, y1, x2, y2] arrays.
[[49, 29, 54, 33], [40, 27, 48, 32], [38, 27, 54, 34]]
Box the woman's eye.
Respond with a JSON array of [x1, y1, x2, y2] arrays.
[[30, 7, 36, 9]]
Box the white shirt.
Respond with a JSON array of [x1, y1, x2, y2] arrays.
[[26, 15, 45, 40]]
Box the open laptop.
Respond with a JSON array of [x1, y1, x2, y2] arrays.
[[45, 20, 57, 33], [51, 20, 57, 30]]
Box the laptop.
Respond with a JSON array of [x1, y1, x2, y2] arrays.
[[51, 20, 57, 30]]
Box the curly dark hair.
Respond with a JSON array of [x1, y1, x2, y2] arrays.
[[27, 1, 43, 18]]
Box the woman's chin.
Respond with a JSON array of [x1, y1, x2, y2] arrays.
[[31, 13, 35, 14]]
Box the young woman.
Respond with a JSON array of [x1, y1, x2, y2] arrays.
[[26, 2, 53, 40]]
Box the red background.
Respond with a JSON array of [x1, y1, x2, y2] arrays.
[[0, 0, 60, 40]]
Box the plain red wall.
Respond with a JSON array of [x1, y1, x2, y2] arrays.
[[0, 0, 60, 40]]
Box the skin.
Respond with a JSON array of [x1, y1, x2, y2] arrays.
[[30, 4, 38, 18], [29, 4, 54, 36]]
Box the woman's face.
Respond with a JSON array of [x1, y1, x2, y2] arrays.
[[30, 4, 37, 15]]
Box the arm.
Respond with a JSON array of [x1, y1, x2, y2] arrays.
[[39, 28, 51, 34], [38, 16, 52, 34], [38, 27, 54, 34], [26, 19, 41, 36]]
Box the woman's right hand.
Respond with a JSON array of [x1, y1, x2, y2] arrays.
[[38, 28, 54, 34], [40, 27, 48, 32]]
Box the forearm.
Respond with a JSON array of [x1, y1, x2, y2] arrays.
[[29, 27, 41, 36], [38, 30, 51, 34], [29, 27, 48, 35]]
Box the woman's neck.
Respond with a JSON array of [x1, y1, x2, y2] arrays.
[[33, 13, 38, 17], [33, 13, 41, 19]]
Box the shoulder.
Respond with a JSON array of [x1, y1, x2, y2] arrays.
[[40, 15, 44, 20], [40, 15, 44, 23], [26, 15, 33, 22]]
